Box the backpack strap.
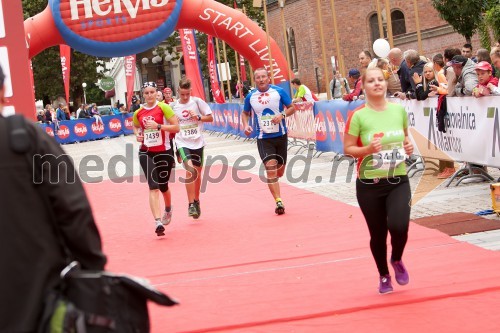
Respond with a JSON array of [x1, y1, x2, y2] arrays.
[[6, 114, 31, 154]]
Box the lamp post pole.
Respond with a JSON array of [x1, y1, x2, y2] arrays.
[[82, 82, 87, 104]]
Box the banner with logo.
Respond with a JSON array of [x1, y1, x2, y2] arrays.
[[286, 102, 315, 141], [179, 29, 206, 100], [314, 100, 365, 154], [205, 103, 257, 138], [124, 55, 136, 109], [38, 114, 134, 144], [398, 97, 500, 168], [207, 35, 225, 104], [60, 45, 71, 103]]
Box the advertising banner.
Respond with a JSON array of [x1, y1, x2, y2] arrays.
[[207, 36, 225, 103], [39, 114, 134, 144], [314, 100, 365, 154], [179, 29, 206, 100], [124, 55, 136, 109], [60, 44, 71, 103]]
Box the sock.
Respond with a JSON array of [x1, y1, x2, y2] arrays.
[[165, 206, 171, 212], [275, 197, 282, 203], [155, 218, 161, 224], [194, 199, 199, 204]]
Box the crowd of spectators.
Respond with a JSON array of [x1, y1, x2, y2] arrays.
[[330, 39, 500, 181]]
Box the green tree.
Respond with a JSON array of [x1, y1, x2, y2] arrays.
[[484, 3, 500, 41], [431, 0, 490, 43], [22, 0, 106, 107]]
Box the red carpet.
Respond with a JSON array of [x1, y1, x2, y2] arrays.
[[85, 166, 500, 333]]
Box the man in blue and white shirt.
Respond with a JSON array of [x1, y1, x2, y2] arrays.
[[242, 68, 295, 215]]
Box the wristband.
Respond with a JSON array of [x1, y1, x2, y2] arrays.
[[157, 124, 161, 131], [197, 115, 202, 121], [281, 112, 286, 118]]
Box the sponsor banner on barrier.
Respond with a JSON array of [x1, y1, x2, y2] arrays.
[[286, 102, 315, 141], [207, 103, 257, 138], [314, 100, 365, 154], [398, 96, 500, 167], [38, 114, 134, 144]]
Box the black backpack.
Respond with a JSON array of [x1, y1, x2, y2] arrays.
[[6, 115, 178, 333]]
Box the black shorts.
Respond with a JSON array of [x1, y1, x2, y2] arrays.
[[176, 146, 205, 167], [257, 134, 288, 165], [139, 149, 175, 192]]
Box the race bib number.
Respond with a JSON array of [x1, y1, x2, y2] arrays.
[[372, 143, 406, 171], [144, 129, 162, 147], [180, 123, 201, 139], [259, 115, 279, 133]]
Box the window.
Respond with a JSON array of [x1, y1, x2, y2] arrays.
[[287, 28, 298, 72], [391, 10, 406, 36], [369, 10, 406, 44]]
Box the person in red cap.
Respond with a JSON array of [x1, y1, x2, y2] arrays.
[[163, 87, 176, 104], [472, 61, 499, 97]]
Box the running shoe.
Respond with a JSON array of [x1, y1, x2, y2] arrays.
[[275, 200, 285, 215], [188, 203, 199, 219], [193, 200, 201, 219], [155, 221, 165, 236], [161, 208, 172, 225], [391, 260, 409, 285], [379, 274, 393, 294]]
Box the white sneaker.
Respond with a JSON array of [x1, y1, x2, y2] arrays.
[[161, 208, 173, 225], [155, 221, 165, 236]]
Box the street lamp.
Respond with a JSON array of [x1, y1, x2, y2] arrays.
[[82, 82, 87, 104]]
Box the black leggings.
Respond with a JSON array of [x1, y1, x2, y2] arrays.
[[356, 176, 411, 276], [139, 150, 175, 193]]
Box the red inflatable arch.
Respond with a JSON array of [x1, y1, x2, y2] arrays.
[[24, 0, 290, 83]]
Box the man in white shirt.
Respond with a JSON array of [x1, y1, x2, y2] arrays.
[[171, 78, 213, 219]]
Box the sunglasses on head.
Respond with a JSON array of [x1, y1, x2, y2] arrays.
[[142, 82, 157, 89]]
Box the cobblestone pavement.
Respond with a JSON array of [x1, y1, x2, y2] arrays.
[[62, 133, 500, 251]]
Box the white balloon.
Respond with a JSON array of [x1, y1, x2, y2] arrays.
[[373, 39, 391, 58]]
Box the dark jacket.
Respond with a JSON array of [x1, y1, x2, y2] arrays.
[[78, 109, 90, 119], [0, 116, 106, 332], [415, 80, 438, 101], [398, 60, 411, 93]]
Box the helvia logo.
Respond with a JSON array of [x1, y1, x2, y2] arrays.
[[91, 122, 105, 134], [57, 125, 70, 139], [125, 117, 134, 130], [45, 127, 54, 137], [50, 0, 183, 57], [74, 123, 88, 137], [109, 118, 122, 132], [314, 111, 327, 142]]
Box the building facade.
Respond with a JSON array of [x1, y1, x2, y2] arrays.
[[266, 0, 482, 95]]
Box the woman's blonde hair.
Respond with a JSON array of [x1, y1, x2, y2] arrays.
[[422, 62, 438, 91], [361, 67, 387, 101]]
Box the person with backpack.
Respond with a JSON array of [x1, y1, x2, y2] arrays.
[[330, 71, 351, 99], [0, 65, 107, 332]]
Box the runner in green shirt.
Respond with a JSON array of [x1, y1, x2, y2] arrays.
[[344, 67, 414, 294]]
